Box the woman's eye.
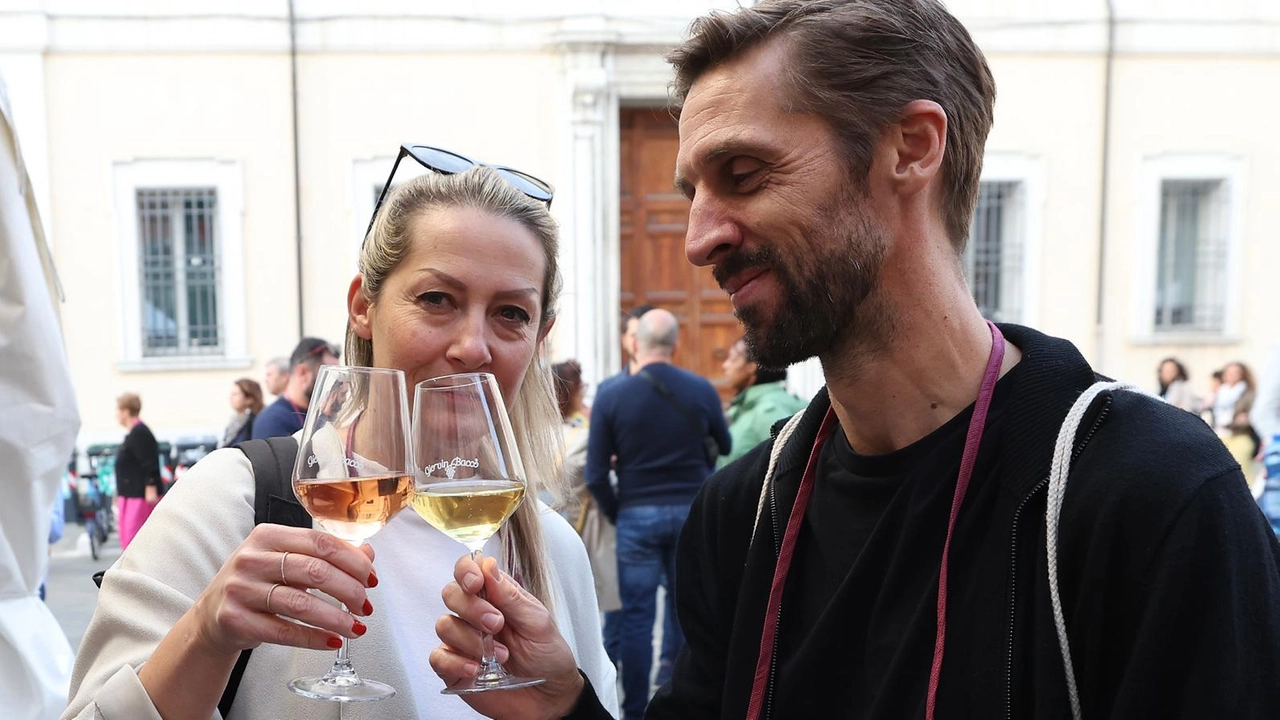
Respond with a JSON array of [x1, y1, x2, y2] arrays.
[[499, 306, 532, 324], [418, 291, 448, 307]]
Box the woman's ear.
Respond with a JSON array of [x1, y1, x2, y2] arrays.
[[537, 315, 556, 344], [348, 274, 374, 340]]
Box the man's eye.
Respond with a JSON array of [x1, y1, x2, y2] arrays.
[[726, 160, 762, 189]]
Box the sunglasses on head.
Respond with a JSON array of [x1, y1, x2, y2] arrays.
[[365, 144, 555, 240]]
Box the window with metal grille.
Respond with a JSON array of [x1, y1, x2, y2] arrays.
[[137, 188, 222, 356], [964, 181, 1024, 323], [1154, 179, 1227, 333]]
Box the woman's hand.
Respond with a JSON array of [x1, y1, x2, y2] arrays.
[[431, 554, 586, 719], [188, 523, 378, 656]]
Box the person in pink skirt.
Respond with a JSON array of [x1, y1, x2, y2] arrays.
[[113, 393, 162, 550]]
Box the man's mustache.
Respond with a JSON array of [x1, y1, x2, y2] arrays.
[[712, 247, 777, 291]]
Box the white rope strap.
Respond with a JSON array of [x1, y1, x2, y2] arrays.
[[1046, 380, 1148, 720], [751, 410, 807, 547]]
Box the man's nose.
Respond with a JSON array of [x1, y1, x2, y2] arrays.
[[685, 194, 741, 268]]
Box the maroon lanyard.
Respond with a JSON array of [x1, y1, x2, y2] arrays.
[[745, 321, 1006, 720]]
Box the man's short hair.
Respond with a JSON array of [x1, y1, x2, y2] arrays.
[[116, 392, 142, 416], [290, 337, 340, 371], [266, 356, 290, 372], [667, 0, 996, 250]]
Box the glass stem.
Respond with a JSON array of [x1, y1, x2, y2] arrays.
[[329, 603, 357, 680], [472, 548, 506, 683]]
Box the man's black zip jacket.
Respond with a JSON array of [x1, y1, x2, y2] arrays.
[[630, 324, 1280, 719]]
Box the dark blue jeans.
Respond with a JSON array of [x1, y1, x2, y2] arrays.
[[603, 582, 680, 671], [616, 503, 689, 720]]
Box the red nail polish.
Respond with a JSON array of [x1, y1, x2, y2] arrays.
[[368, 571, 379, 588], [327, 636, 343, 649], [352, 620, 368, 637], [362, 598, 373, 615]]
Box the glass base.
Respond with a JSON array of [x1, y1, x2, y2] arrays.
[[289, 674, 396, 702], [441, 672, 545, 695]]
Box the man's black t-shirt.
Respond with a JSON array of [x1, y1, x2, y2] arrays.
[[771, 365, 1022, 718]]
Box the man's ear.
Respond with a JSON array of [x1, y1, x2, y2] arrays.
[[888, 99, 947, 195], [348, 274, 373, 340]]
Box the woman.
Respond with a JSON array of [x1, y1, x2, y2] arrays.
[[1212, 361, 1256, 434], [219, 378, 265, 448], [552, 360, 620, 617], [1156, 357, 1196, 413], [64, 167, 618, 719], [112, 392, 162, 550], [717, 336, 807, 469]]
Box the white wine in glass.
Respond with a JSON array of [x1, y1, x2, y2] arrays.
[[289, 365, 413, 702], [412, 372, 545, 694]]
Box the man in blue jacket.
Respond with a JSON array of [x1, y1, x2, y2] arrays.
[[250, 337, 338, 440], [586, 308, 730, 719]]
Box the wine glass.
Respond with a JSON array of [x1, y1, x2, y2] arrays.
[[411, 371, 545, 694], [289, 365, 414, 702]]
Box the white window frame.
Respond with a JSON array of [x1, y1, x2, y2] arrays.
[[112, 158, 250, 371], [1131, 153, 1245, 344], [973, 153, 1044, 328]]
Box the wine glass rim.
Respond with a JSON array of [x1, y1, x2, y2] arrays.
[[320, 365, 406, 377], [415, 372, 495, 390]]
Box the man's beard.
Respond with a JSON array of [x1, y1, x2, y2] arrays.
[[713, 190, 889, 370]]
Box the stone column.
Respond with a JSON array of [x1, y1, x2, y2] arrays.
[[557, 34, 619, 387]]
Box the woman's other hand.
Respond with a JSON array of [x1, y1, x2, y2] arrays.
[[431, 554, 586, 719]]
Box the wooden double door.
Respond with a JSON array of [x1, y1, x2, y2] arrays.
[[619, 107, 741, 399]]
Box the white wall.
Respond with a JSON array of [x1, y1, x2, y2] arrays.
[[43, 52, 295, 442], [1101, 55, 1280, 391]]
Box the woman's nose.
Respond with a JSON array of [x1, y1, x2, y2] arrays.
[[446, 314, 493, 370]]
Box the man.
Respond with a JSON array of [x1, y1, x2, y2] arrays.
[[429, 1, 1280, 717], [250, 338, 338, 440], [263, 356, 290, 397], [716, 336, 806, 469], [596, 302, 682, 682], [585, 308, 730, 720], [598, 304, 655, 394]]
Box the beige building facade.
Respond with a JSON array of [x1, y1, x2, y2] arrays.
[[1, 0, 1276, 448]]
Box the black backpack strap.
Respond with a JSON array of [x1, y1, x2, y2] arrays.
[[239, 436, 308, 527], [220, 436, 305, 718]]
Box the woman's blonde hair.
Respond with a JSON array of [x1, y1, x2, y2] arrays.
[[347, 167, 565, 607]]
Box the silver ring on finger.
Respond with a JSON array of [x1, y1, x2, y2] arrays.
[[266, 582, 284, 615], [280, 551, 291, 586]]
